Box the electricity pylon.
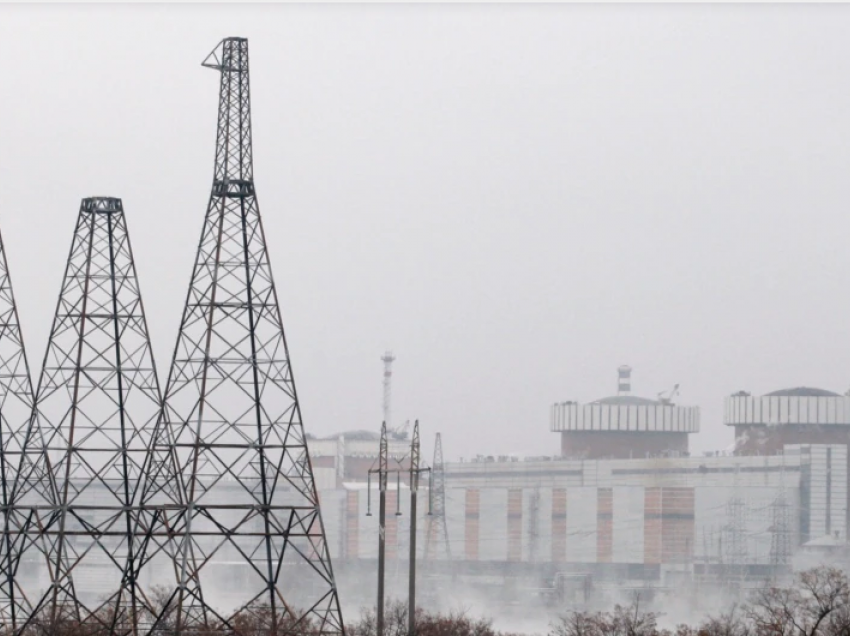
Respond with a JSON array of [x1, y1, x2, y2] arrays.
[[0, 220, 37, 633], [149, 37, 344, 634], [423, 433, 451, 562], [15, 197, 165, 634]]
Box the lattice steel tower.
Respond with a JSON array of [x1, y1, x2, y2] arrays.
[[722, 466, 748, 586], [0, 221, 36, 632], [150, 37, 344, 634], [769, 466, 791, 568], [423, 433, 451, 562], [13, 197, 164, 633]]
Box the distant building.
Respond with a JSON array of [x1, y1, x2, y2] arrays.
[[309, 375, 850, 606], [308, 429, 412, 488], [725, 387, 850, 453], [550, 367, 699, 459]]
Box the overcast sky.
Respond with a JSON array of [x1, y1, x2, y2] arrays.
[[1, 4, 849, 462]]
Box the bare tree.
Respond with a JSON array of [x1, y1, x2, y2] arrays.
[[699, 604, 751, 636], [550, 593, 660, 636], [611, 594, 659, 636], [747, 567, 850, 636], [550, 610, 603, 636]]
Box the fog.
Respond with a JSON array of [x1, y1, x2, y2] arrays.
[[334, 559, 794, 634], [1, 3, 850, 631], [1, 5, 850, 464]]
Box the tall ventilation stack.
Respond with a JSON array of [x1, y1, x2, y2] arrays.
[[0, 222, 36, 632], [150, 38, 344, 634], [14, 197, 164, 632], [382, 352, 395, 432], [617, 365, 631, 396]]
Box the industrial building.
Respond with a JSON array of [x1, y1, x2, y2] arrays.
[[317, 367, 850, 609], [725, 387, 850, 454], [5, 252, 849, 614], [309, 428, 413, 489], [550, 366, 699, 459]]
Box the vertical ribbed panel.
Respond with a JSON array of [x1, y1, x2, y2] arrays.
[[644, 487, 662, 564], [464, 489, 480, 561], [507, 489, 522, 562], [551, 488, 567, 562], [345, 490, 359, 559], [661, 487, 695, 563], [596, 488, 613, 563]]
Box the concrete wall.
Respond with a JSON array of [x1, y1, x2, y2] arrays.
[[560, 430, 689, 460], [328, 453, 808, 574]]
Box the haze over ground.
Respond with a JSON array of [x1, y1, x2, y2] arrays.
[[0, 4, 848, 461]]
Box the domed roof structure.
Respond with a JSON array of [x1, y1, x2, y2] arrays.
[[319, 430, 380, 441], [764, 387, 840, 398], [550, 367, 699, 460], [725, 386, 850, 455], [593, 395, 660, 406]]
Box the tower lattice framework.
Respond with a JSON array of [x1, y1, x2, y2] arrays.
[[423, 433, 451, 562], [14, 197, 165, 633], [769, 464, 791, 568], [149, 37, 344, 634], [0, 221, 37, 632]]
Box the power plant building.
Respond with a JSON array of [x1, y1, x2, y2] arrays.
[[316, 369, 850, 605], [550, 366, 699, 459], [725, 387, 850, 453], [14, 365, 850, 609]]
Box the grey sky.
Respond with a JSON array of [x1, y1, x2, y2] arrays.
[[0, 4, 848, 462]]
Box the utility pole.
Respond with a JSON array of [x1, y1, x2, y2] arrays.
[[409, 422, 420, 636], [407, 421, 431, 636], [368, 421, 430, 636], [377, 422, 389, 636]]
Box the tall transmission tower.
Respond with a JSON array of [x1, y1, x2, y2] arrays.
[[769, 465, 791, 568], [423, 433, 451, 562], [149, 37, 343, 634], [0, 220, 37, 632], [381, 352, 395, 432], [723, 466, 748, 587], [14, 197, 164, 633]]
